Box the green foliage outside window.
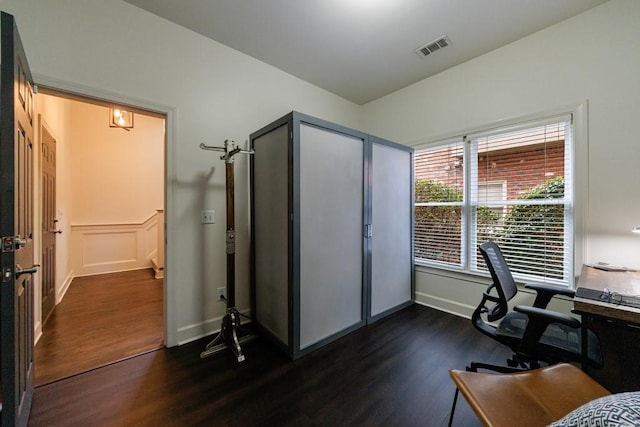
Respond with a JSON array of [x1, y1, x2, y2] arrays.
[[499, 176, 565, 278], [414, 180, 462, 262], [415, 177, 564, 274], [415, 180, 499, 263], [415, 179, 462, 203]]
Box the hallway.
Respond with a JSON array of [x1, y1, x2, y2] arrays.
[[34, 269, 163, 385]]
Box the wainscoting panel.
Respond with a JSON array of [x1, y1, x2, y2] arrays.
[[82, 231, 138, 266], [71, 212, 160, 277]]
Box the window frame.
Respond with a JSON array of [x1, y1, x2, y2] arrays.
[[413, 104, 587, 288], [414, 139, 466, 268]]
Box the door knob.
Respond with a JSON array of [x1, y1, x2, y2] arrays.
[[15, 264, 39, 278]]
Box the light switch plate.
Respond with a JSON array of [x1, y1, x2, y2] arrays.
[[201, 210, 215, 224]]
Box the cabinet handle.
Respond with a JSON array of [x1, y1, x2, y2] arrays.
[[364, 224, 373, 238]]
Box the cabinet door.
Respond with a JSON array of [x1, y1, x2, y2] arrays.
[[298, 123, 364, 350], [253, 124, 290, 345], [370, 142, 412, 318]]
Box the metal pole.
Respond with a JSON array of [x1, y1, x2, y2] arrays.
[[225, 160, 236, 308]]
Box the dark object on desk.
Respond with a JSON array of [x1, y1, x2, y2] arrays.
[[576, 286, 640, 309], [574, 265, 640, 392], [576, 286, 606, 301], [448, 363, 610, 427], [589, 262, 634, 272], [470, 242, 601, 371]]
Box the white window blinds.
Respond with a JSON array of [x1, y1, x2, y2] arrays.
[[414, 141, 465, 267], [414, 115, 574, 285], [470, 119, 572, 283]]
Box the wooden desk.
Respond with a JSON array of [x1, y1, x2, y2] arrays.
[[573, 265, 640, 392]]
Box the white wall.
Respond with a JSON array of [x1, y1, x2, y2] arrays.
[[362, 0, 640, 317], [0, 0, 363, 346]]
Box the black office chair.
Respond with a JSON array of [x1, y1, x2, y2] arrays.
[[470, 241, 601, 372]]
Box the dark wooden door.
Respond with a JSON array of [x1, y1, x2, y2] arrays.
[[41, 121, 57, 323], [1, 11, 37, 427]]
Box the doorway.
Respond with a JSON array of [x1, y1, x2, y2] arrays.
[[33, 89, 166, 384]]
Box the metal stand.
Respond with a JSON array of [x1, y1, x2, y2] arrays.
[[199, 140, 255, 362]]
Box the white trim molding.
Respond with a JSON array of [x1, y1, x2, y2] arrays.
[[70, 212, 160, 277], [33, 73, 177, 346]]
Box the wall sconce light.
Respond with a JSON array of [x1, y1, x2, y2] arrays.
[[109, 108, 134, 131]]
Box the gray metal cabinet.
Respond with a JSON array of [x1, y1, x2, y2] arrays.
[[250, 112, 413, 359]]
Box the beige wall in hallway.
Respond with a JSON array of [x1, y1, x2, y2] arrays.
[[69, 102, 164, 225]]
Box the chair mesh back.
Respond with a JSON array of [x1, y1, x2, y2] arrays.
[[479, 241, 518, 302]]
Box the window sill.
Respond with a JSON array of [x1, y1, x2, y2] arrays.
[[414, 262, 574, 301], [415, 262, 491, 284]]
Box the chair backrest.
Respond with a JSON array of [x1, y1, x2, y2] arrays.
[[479, 241, 518, 312]]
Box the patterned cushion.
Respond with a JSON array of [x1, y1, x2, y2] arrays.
[[548, 392, 640, 427]]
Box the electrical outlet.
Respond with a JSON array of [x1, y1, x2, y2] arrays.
[[217, 286, 226, 302]]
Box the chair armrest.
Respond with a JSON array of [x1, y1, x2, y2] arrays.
[[514, 305, 581, 329], [525, 283, 576, 308], [525, 283, 576, 298], [513, 305, 581, 360]]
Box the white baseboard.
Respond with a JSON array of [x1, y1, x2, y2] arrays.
[[414, 290, 475, 319], [34, 321, 43, 345], [72, 266, 153, 279], [176, 307, 252, 346], [57, 270, 74, 304]]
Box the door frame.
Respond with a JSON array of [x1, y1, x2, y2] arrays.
[[33, 75, 177, 346]]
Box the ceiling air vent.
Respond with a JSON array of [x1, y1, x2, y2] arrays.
[[415, 36, 449, 58]]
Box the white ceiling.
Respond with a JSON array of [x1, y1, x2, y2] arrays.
[[124, 0, 609, 105]]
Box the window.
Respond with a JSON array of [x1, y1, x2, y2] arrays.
[[414, 115, 574, 285]]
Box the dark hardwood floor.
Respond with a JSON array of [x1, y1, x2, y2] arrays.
[[34, 268, 164, 385], [29, 304, 511, 426]]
